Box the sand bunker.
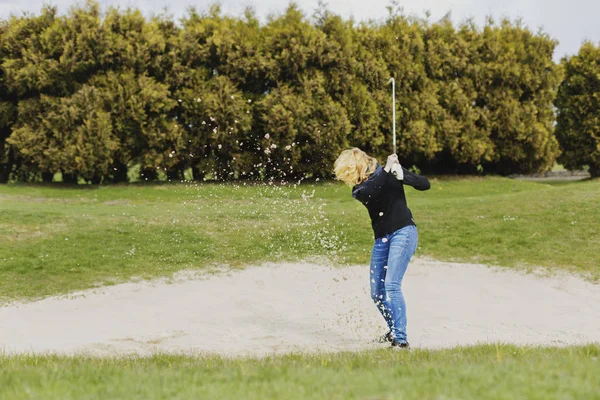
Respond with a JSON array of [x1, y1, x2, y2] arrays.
[[1, 259, 599, 357]]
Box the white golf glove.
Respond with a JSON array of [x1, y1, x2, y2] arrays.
[[391, 163, 403, 180], [384, 154, 398, 172]]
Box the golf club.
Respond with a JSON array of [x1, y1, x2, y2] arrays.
[[388, 77, 402, 179]]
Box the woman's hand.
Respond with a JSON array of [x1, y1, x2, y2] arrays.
[[391, 163, 404, 180], [384, 154, 399, 173]]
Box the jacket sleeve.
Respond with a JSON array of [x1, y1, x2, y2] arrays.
[[352, 168, 390, 203], [401, 167, 430, 191]]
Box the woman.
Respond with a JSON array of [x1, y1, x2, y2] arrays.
[[334, 148, 430, 349]]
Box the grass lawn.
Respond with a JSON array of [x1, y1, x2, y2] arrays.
[[1, 179, 599, 399], [1, 177, 599, 302], [1, 344, 599, 400]]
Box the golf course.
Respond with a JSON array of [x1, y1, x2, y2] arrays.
[[1, 177, 599, 399], [2, 1, 600, 397]]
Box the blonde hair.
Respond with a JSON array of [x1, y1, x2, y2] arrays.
[[334, 148, 378, 186]]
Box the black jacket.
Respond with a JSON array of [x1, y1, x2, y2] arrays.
[[352, 164, 430, 239]]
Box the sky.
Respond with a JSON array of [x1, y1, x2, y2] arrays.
[[1, 0, 599, 61]]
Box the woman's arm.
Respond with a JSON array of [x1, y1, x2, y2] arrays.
[[352, 167, 390, 203], [401, 167, 430, 191], [352, 155, 400, 202]]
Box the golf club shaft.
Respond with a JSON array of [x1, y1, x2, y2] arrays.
[[389, 78, 396, 155]]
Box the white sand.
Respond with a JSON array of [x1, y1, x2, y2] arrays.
[[1, 259, 599, 357]]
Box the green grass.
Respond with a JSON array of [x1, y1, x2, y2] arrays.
[[1, 181, 599, 398], [1, 344, 599, 399], [1, 177, 599, 302]]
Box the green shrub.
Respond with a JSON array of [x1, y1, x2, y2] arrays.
[[555, 42, 600, 177]]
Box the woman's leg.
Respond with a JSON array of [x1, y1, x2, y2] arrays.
[[369, 236, 393, 331], [384, 225, 418, 344]]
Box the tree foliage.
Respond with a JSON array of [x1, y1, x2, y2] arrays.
[[8, 87, 116, 183], [0, 1, 566, 183], [555, 42, 600, 177]]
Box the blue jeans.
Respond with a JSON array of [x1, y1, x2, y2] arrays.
[[369, 225, 418, 343]]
